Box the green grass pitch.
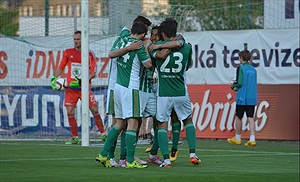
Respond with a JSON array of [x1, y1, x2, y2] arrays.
[[0, 139, 299, 182]]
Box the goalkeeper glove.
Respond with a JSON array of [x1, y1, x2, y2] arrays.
[[51, 76, 58, 90], [70, 77, 81, 88]]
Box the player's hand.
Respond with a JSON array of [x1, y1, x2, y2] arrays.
[[70, 77, 81, 88], [143, 38, 152, 49], [50, 76, 58, 90], [230, 81, 238, 91], [148, 44, 160, 53], [128, 40, 143, 51]]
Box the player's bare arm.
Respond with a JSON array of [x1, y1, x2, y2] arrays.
[[143, 38, 152, 54], [143, 59, 152, 68], [108, 40, 143, 58], [148, 37, 184, 58], [173, 34, 185, 41], [152, 41, 182, 51], [154, 49, 172, 60], [53, 68, 63, 78], [89, 72, 96, 80], [148, 40, 183, 53]]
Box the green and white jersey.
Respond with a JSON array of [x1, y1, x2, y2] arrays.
[[119, 27, 130, 42], [116, 37, 150, 89], [139, 67, 154, 93], [107, 27, 130, 90], [151, 40, 192, 97]]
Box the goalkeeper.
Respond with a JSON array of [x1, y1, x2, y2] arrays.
[[50, 31, 106, 145]]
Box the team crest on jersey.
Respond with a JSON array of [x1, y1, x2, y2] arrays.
[[72, 68, 81, 78], [71, 63, 82, 78]]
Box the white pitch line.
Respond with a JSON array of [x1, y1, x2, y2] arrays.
[[0, 157, 92, 162], [199, 148, 299, 155], [0, 152, 297, 163], [0, 142, 299, 156]]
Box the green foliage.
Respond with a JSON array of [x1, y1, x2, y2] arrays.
[[0, 2, 19, 36]]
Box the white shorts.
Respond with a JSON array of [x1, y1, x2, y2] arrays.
[[106, 89, 114, 115], [114, 84, 143, 119], [140, 91, 156, 118], [156, 95, 192, 122]]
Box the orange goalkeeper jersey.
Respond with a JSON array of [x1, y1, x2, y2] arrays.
[[59, 48, 96, 87]]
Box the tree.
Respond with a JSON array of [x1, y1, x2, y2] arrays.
[[0, 2, 19, 36]]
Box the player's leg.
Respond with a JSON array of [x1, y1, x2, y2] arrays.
[[245, 106, 256, 146], [182, 117, 201, 165], [145, 125, 154, 153], [106, 89, 118, 166], [147, 118, 163, 165], [145, 117, 154, 153], [96, 118, 126, 167], [136, 118, 143, 141], [96, 84, 126, 167], [156, 96, 172, 168], [105, 114, 119, 167], [64, 89, 80, 144], [170, 109, 180, 162], [118, 129, 127, 167], [126, 117, 143, 167], [175, 96, 201, 165], [65, 106, 80, 144], [133, 118, 147, 165], [143, 92, 156, 153], [138, 118, 147, 139], [107, 114, 119, 166], [157, 122, 171, 168], [227, 105, 243, 145], [143, 93, 159, 164], [126, 118, 147, 168], [117, 88, 145, 168], [89, 91, 106, 136], [146, 117, 153, 140]]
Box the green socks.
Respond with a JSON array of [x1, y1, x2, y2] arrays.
[[125, 130, 137, 163], [120, 130, 127, 160], [185, 122, 196, 151], [172, 121, 181, 150], [157, 128, 169, 159], [100, 126, 120, 156]]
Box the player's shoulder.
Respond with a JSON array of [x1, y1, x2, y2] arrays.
[[180, 42, 192, 50], [120, 27, 130, 37], [89, 49, 96, 57], [65, 48, 75, 52], [128, 37, 139, 43], [63, 48, 76, 56]]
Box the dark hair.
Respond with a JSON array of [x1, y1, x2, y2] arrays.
[[131, 21, 148, 35], [159, 18, 177, 38], [152, 25, 160, 30], [239, 50, 251, 61], [133, 15, 152, 27], [165, 17, 178, 29], [74, 30, 81, 35], [151, 25, 163, 40]]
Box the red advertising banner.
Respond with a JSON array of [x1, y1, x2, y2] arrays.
[[181, 84, 299, 140]]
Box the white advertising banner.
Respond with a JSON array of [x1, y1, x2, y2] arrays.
[[0, 29, 299, 86], [183, 29, 299, 84]]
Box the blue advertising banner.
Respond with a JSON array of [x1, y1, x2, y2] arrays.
[[0, 86, 108, 138]]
